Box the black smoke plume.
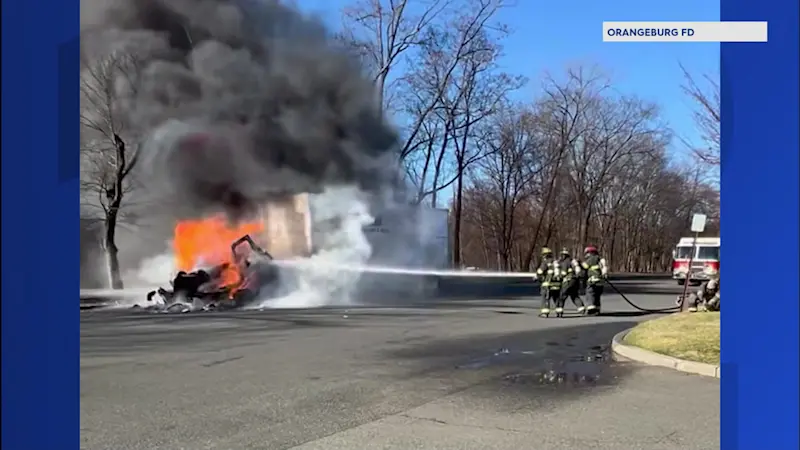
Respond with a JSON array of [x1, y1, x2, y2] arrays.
[[83, 0, 400, 221]]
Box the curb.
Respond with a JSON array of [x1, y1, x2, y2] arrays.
[[611, 329, 720, 378]]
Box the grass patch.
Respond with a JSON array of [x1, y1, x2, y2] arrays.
[[624, 312, 720, 365]]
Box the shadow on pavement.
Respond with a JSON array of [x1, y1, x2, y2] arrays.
[[381, 321, 641, 406], [385, 321, 635, 361], [436, 278, 539, 299], [80, 311, 353, 357]]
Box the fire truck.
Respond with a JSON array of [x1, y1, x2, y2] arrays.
[[672, 236, 720, 285]]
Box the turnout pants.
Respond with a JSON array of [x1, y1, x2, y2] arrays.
[[686, 291, 704, 310], [585, 283, 604, 312], [706, 295, 720, 311], [557, 278, 584, 309], [541, 286, 561, 311]]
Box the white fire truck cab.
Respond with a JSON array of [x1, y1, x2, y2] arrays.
[[672, 237, 720, 285]]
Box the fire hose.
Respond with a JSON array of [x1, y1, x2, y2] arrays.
[[605, 278, 683, 313]]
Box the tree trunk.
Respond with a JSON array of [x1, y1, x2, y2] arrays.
[[477, 214, 491, 267], [452, 158, 465, 268], [103, 210, 124, 289], [522, 155, 563, 270], [609, 216, 619, 270], [580, 200, 593, 246]]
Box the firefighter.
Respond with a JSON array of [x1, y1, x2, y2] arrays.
[[580, 245, 608, 315], [555, 248, 585, 316], [687, 278, 720, 312], [533, 247, 560, 317]]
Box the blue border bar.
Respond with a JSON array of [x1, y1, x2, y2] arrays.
[[1, 0, 80, 448], [1, 0, 798, 448], [721, 2, 799, 449]]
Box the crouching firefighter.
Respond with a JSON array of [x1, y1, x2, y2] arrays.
[[556, 248, 585, 316], [581, 246, 608, 315], [687, 278, 720, 312], [533, 247, 561, 318]]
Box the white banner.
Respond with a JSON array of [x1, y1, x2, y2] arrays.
[[603, 21, 768, 43]]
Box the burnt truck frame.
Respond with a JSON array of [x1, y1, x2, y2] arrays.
[[137, 234, 282, 312]]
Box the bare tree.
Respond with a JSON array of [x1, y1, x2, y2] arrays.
[[80, 50, 142, 289], [401, 77, 455, 204], [539, 68, 668, 247], [444, 15, 525, 266], [456, 66, 719, 273], [386, 0, 523, 267], [469, 107, 545, 269], [338, 0, 452, 110], [339, 0, 516, 206], [680, 63, 720, 167]]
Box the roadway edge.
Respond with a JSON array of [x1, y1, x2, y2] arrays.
[[611, 328, 721, 378]]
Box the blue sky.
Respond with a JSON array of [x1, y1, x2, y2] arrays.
[[295, 0, 720, 164]]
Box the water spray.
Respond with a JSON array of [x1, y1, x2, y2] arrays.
[[273, 259, 539, 279]]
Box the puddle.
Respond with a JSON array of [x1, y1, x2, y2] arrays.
[[455, 344, 616, 387], [502, 351, 615, 387]]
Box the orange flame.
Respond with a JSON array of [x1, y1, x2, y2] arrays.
[[173, 216, 264, 294]]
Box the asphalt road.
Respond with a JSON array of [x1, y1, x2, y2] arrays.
[[81, 277, 720, 450]]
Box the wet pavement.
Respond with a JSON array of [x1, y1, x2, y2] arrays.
[[81, 277, 720, 450]]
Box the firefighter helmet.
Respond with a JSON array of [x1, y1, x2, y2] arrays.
[[584, 245, 598, 254], [541, 247, 553, 255]]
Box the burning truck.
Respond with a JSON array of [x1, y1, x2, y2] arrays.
[[133, 196, 312, 313], [136, 234, 284, 312]]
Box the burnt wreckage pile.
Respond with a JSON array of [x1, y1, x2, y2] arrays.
[[135, 235, 282, 312]]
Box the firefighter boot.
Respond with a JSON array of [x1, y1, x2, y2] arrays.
[[555, 307, 564, 318]]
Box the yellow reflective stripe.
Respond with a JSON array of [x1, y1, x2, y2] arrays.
[[537, 269, 544, 274], [581, 262, 589, 269], [590, 265, 600, 270], [547, 269, 554, 274]]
